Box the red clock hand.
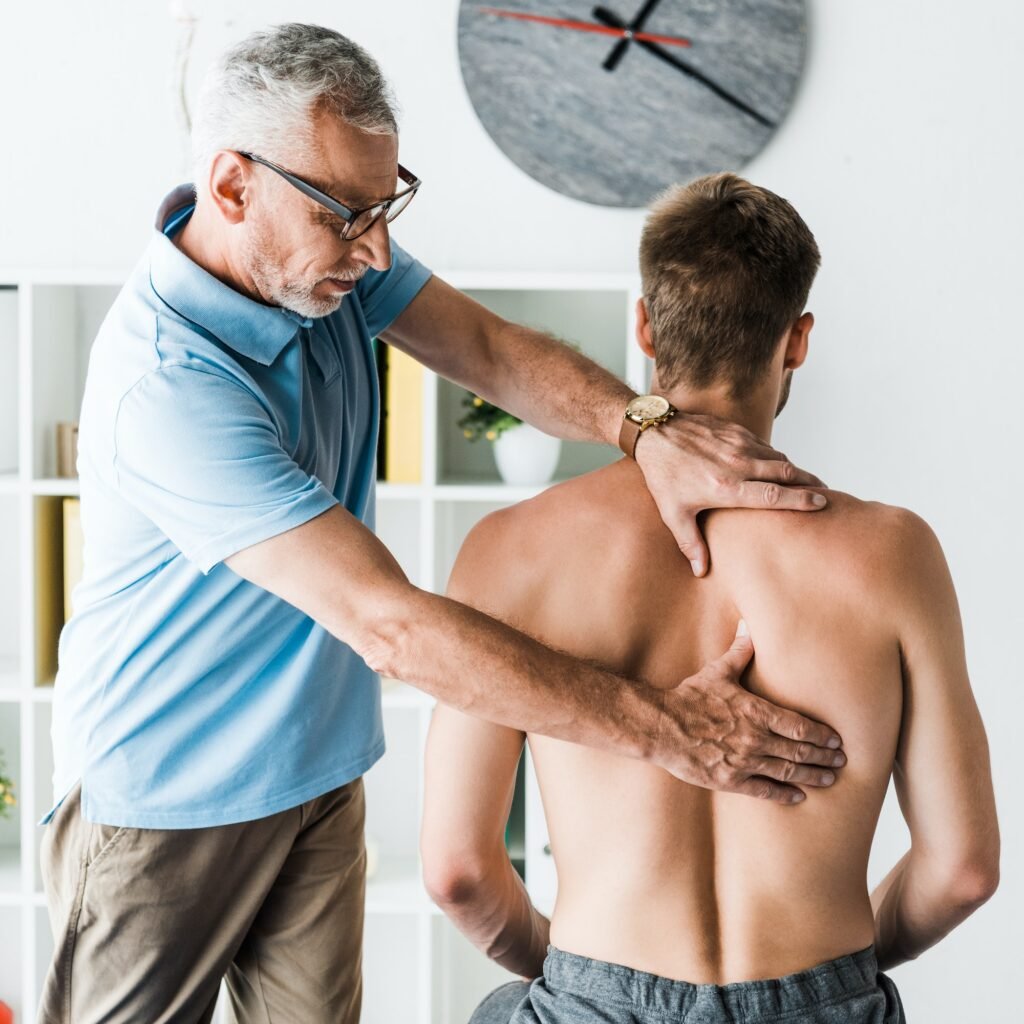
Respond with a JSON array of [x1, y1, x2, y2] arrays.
[[477, 6, 691, 48]]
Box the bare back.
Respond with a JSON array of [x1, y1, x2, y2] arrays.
[[498, 458, 906, 984]]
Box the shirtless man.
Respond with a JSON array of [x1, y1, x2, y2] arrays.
[[420, 174, 1000, 1023]]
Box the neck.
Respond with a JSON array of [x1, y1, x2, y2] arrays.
[[174, 200, 266, 306], [651, 372, 778, 444]]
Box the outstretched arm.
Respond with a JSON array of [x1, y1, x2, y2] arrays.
[[227, 505, 845, 803], [870, 513, 999, 970], [381, 275, 826, 574]]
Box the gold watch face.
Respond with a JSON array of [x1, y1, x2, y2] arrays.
[[626, 394, 671, 422]]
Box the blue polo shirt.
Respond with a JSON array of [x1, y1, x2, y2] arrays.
[[47, 183, 432, 828]]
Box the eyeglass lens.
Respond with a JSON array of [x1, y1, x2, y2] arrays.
[[341, 185, 417, 240]]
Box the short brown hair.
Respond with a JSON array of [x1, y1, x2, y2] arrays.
[[639, 173, 820, 396]]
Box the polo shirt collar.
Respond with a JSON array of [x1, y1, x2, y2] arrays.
[[148, 184, 313, 366]]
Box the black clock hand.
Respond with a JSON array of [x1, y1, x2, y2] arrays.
[[593, 6, 776, 128], [602, 0, 665, 72]]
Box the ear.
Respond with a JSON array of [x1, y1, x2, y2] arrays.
[[205, 151, 252, 226], [635, 296, 656, 359], [783, 311, 813, 370]]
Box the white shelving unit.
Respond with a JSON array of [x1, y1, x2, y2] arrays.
[[0, 269, 649, 1022]]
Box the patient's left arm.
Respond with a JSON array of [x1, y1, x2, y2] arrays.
[[421, 703, 549, 978]]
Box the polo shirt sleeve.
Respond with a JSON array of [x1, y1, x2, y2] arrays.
[[356, 237, 432, 337], [113, 364, 339, 575]]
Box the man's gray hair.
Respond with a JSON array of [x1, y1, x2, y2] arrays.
[[190, 22, 398, 191]]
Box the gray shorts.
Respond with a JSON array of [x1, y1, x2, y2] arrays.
[[469, 945, 906, 1024]]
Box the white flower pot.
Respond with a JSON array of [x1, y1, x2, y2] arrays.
[[492, 423, 562, 485]]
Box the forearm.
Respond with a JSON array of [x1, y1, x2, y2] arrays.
[[434, 854, 550, 979], [475, 322, 633, 446], [360, 584, 662, 762], [870, 849, 993, 971]]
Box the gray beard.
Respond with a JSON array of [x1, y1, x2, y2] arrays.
[[244, 222, 345, 320]]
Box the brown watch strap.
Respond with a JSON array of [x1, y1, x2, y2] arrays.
[[618, 415, 643, 459]]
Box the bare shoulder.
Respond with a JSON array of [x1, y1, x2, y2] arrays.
[[447, 461, 639, 625], [706, 488, 945, 603], [458, 461, 634, 552], [791, 490, 939, 567]]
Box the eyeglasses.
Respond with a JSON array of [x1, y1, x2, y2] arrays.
[[237, 150, 421, 241]]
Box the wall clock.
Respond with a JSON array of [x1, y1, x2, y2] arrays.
[[457, 0, 807, 207]]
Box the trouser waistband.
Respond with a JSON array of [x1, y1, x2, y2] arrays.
[[542, 945, 883, 1019]]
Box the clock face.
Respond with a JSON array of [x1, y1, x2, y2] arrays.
[[457, 0, 807, 207], [628, 394, 671, 419]]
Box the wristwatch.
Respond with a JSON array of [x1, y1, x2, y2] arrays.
[[618, 394, 677, 459]]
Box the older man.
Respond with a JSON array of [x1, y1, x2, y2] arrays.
[[40, 23, 845, 1024]]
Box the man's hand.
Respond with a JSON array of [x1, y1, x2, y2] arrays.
[[654, 622, 846, 804], [635, 412, 827, 576]]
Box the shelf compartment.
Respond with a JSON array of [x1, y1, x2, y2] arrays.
[[362, 913, 425, 1023], [31, 478, 80, 497], [0, 703, 21, 897], [0, 846, 19, 900], [437, 288, 630, 487], [32, 496, 66, 688], [432, 915, 519, 1023], [0, 907, 22, 1017], [31, 284, 119, 479], [0, 496, 21, 687], [364, 706, 425, 870], [366, 856, 437, 916], [33, 703, 53, 894], [375, 482, 424, 502], [0, 287, 18, 477], [375, 498, 423, 589]]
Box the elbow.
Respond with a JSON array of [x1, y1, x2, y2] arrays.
[[950, 857, 1000, 908], [421, 849, 494, 910], [358, 615, 405, 679], [934, 846, 1000, 910], [355, 583, 427, 679], [420, 822, 504, 910]]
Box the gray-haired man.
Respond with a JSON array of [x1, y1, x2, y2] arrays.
[[41, 23, 846, 1024]]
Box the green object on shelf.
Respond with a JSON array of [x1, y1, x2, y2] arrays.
[[0, 753, 15, 819], [457, 392, 522, 442]]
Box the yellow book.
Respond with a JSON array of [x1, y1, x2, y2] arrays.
[[384, 346, 423, 483], [63, 497, 84, 623]]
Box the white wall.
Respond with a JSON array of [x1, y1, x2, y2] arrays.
[[2, 1, 1020, 1018]]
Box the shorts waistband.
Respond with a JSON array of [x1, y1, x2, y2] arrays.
[[542, 945, 882, 1020]]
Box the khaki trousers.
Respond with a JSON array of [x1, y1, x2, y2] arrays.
[[38, 778, 366, 1024]]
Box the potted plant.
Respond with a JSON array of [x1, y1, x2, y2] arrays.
[[0, 755, 14, 819], [457, 394, 561, 486]]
